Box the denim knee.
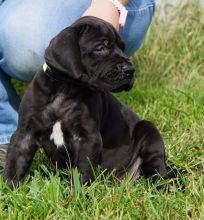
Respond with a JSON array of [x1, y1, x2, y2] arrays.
[[0, 0, 91, 82], [120, 0, 155, 56]]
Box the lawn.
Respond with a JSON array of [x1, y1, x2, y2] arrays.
[[0, 2, 203, 219]]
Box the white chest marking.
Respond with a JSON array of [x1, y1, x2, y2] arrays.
[[50, 121, 65, 149]]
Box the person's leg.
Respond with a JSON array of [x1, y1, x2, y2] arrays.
[[120, 0, 155, 56], [0, 70, 20, 144], [0, 72, 20, 144], [0, 0, 92, 81], [0, 70, 20, 168]]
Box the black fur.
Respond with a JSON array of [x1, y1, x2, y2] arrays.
[[3, 16, 168, 187]]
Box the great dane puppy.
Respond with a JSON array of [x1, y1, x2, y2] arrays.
[[3, 16, 168, 187]]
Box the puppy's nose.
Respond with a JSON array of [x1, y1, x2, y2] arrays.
[[122, 64, 135, 77]]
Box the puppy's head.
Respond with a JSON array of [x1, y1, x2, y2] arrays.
[[45, 16, 135, 92]]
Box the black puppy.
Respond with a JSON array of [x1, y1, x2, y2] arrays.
[[4, 16, 168, 187]]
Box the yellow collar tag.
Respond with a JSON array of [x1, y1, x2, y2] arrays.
[[43, 62, 48, 72]]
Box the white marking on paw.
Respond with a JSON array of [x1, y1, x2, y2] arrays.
[[50, 121, 65, 149]]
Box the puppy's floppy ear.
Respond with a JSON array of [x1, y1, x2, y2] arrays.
[[44, 26, 86, 80]]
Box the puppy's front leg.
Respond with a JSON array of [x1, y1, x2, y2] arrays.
[[133, 120, 168, 181], [74, 133, 102, 185], [3, 132, 38, 188]]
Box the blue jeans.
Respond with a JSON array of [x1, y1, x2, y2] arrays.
[[0, 0, 155, 144]]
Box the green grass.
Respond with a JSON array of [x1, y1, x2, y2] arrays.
[[1, 2, 204, 219]]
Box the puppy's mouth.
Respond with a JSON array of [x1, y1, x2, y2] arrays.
[[102, 70, 130, 84], [101, 70, 135, 92]]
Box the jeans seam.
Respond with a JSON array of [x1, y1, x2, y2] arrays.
[[128, 4, 155, 12]]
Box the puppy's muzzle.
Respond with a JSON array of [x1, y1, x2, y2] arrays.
[[116, 63, 135, 78], [103, 61, 135, 92]]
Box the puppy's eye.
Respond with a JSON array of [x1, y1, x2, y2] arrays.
[[94, 39, 111, 55], [95, 45, 106, 51], [103, 39, 111, 48], [94, 45, 109, 56]]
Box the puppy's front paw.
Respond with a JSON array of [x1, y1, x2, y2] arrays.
[[3, 175, 20, 189], [80, 172, 93, 186]]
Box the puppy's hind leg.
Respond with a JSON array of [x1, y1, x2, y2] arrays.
[[133, 120, 168, 181], [3, 131, 38, 188]]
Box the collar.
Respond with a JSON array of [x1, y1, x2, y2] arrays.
[[43, 62, 49, 72], [42, 62, 99, 91], [43, 62, 64, 82]]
